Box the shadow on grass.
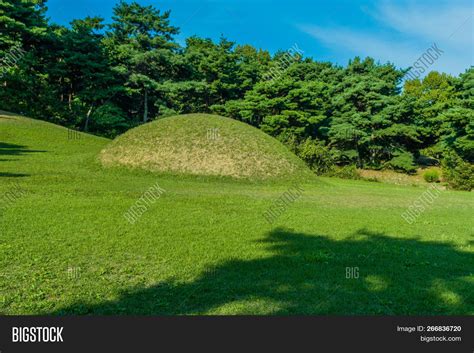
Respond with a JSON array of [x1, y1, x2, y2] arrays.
[[0, 142, 46, 156], [0, 172, 28, 177], [0, 142, 46, 178], [52, 228, 473, 315]]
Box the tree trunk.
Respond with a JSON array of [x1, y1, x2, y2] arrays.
[[69, 82, 73, 111], [84, 106, 93, 132], [143, 89, 148, 123]]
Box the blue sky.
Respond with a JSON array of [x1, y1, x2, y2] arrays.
[[46, 0, 473, 76]]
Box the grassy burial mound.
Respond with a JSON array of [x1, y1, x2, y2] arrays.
[[99, 114, 311, 179]]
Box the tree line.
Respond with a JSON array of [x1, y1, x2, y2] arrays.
[[0, 0, 472, 189]]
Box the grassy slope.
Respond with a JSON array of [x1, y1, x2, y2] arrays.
[[99, 114, 312, 180], [0, 113, 473, 315]]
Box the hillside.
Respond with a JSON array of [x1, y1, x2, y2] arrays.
[[0, 111, 109, 179], [99, 114, 311, 180]]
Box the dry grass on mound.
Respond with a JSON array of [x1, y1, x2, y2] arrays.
[[99, 114, 310, 180]]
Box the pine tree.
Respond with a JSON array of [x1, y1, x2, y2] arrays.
[[105, 1, 179, 123]]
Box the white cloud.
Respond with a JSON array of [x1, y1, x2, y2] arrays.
[[298, 1, 473, 76], [374, 2, 473, 47], [298, 24, 420, 66]]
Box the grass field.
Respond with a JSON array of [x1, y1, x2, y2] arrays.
[[0, 112, 473, 315]]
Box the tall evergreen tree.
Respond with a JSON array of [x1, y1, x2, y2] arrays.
[[104, 0, 179, 123]]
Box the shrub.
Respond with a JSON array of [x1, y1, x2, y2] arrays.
[[326, 165, 360, 180], [297, 138, 334, 175], [419, 145, 444, 162], [156, 105, 178, 118], [423, 170, 440, 183], [385, 151, 417, 174], [365, 177, 379, 182], [441, 150, 474, 191], [90, 103, 128, 137], [279, 133, 299, 154]]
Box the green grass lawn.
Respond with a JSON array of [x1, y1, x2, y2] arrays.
[[0, 113, 473, 315]]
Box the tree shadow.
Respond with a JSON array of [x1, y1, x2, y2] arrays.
[[0, 172, 28, 177], [0, 142, 46, 156], [0, 142, 46, 177], [51, 228, 473, 315]]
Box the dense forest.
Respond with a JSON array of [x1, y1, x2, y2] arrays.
[[1, 0, 472, 189]]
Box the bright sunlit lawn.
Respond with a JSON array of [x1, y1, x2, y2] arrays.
[[0, 113, 472, 315]]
